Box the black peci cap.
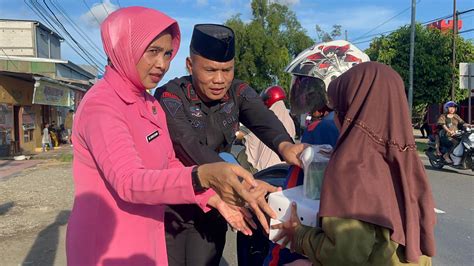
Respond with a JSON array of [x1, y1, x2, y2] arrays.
[[190, 24, 235, 62]]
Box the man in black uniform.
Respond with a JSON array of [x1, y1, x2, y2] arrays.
[[156, 24, 305, 266]]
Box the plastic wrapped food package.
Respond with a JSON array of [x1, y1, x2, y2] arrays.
[[300, 145, 332, 200]]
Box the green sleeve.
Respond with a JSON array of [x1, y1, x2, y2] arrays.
[[294, 217, 377, 266]]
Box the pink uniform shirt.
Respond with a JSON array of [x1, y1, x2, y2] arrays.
[[67, 67, 215, 266], [66, 7, 215, 266]]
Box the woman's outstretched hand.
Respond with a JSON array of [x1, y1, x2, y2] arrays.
[[197, 163, 279, 233], [207, 194, 256, 235]]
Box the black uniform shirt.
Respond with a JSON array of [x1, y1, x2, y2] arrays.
[[156, 76, 293, 167]]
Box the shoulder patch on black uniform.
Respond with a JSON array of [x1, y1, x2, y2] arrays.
[[236, 83, 248, 96], [156, 77, 189, 99], [161, 91, 180, 100], [162, 98, 183, 117]]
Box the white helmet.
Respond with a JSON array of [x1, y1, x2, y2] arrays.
[[286, 40, 370, 114]]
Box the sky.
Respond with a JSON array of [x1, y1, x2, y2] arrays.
[[0, 0, 472, 84]]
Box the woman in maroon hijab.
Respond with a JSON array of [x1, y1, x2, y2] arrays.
[[273, 62, 436, 265]]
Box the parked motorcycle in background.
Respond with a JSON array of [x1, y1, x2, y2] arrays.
[[425, 127, 474, 170]]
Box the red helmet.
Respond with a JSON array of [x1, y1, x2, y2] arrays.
[[261, 85, 286, 108]]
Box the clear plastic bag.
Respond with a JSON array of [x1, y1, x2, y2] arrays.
[[300, 144, 333, 200]]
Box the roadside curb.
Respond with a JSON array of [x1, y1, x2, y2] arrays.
[[0, 145, 73, 180], [0, 160, 41, 180]]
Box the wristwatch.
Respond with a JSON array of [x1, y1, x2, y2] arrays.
[[191, 166, 206, 192]]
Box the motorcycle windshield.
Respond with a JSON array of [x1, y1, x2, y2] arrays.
[[289, 75, 326, 115]]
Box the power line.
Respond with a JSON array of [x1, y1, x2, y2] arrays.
[[49, 0, 106, 60], [351, 0, 421, 42], [82, 0, 102, 27], [459, 28, 474, 34], [351, 9, 474, 45], [100, 0, 110, 17], [40, 0, 104, 71], [458, 8, 474, 15], [24, 0, 59, 34], [41, 0, 104, 69], [25, 0, 104, 74]]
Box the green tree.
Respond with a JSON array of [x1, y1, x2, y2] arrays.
[[366, 24, 474, 116], [315, 24, 342, 42], [225, 0, 313, 93]]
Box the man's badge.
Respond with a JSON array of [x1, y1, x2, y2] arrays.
[[220, 102, 234, 114], [190, 106, 203, 117]]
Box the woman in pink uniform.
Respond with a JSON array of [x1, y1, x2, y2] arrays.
[[66, 7, 274, 266]]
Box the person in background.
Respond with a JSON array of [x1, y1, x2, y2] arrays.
[[48, 121, 59, 147], [236, 85, 296, 174], [41, 123, 51, 152], [273, 62, 436, 266], [59, 124, 67, 144], [66, 7, 276, 266], [435, 101, 469, 164], [300, 102, 338, 148], [419, 111, 431, 138], [156, 24, 305, 266], [64, 110, 74, 144]]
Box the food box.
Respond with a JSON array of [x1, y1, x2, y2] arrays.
[[268, 185, 320, 248]]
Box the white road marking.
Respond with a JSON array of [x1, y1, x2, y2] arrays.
[[434, 208, 446, 214]]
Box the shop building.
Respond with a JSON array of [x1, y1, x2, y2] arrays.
[[0, 19, 95, 156]]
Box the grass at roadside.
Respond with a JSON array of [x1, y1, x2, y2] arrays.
[[416, 141, 428, 153], [57, 153, 73, 162]]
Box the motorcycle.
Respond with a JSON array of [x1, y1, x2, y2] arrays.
[[425, 127, 474, 170]]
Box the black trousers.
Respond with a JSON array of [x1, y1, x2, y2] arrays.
[[165, 205, 228, 266], [420, 123, 432, 137]]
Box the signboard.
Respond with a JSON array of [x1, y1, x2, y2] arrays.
[[32, 80, 73, 107], [459, 63, 474, 123], [459, 63, 474, 91]]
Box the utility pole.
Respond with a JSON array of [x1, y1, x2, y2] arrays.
[[451, 0, 458, 100], [408, 0, 416, 121]]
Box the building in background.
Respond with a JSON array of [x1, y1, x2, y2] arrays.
[[427, 18, 463, 32], [0, 19, 96, 156]]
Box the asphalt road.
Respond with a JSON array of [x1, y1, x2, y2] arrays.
[[422, 156, 474, 266], [1, 148, 472, 265], [221, 155, 474, 266]]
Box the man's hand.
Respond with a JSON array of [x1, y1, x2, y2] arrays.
[[278, 142, 307, 168], [197, 162, 257, 205], [207, 194, 256, 235], [197, 162, 277, 231], [235, 130, 246, 140], [271, 202, 301, 252]]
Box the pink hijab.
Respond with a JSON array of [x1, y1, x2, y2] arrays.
[[100, 6, 180, 91]]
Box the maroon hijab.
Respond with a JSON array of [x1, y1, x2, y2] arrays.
[[320, 62, 436, 262]]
